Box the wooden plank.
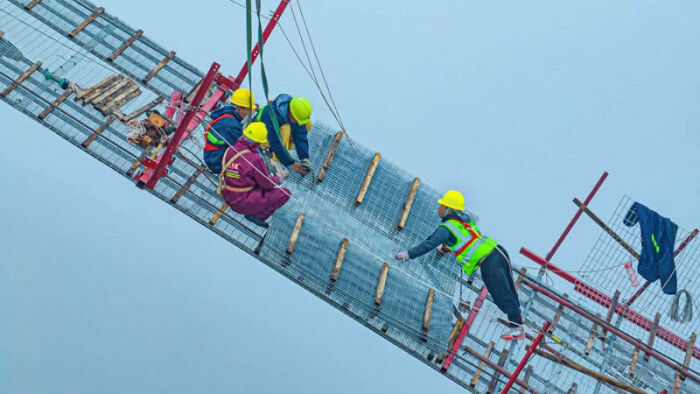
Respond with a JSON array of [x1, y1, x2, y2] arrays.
[[600, 290, 620, 343], [90, 77, 129, 105], [24, 0, 42, 10], [75, 74, 118, 101], [286, 213, 305, 254], [374, 262, 390, 305], [673, 374, 682, 394], [677, 332, 696, 385], [355, 152, 381, 205], [422, 288, 435, 332], [121, 95, 165, 122], [82, 75, 124, 105], [142, 50, 176, 84], [517, 366, 533, 394], [68, 7, 104, 38], [644, 312, 662, 361], [486, 348, 509, 393], [108, 29, 143, 62], [209, 202, 228, 226], [534, 348, 646, 394], [330, 238, 349, 281], [99, 86, 141, 115], [629, 349, 640, 376], [584, 312, 601, 355], [170, 169, 200, 203], [567, 382, 578, 394], [126, 159, 141, 177], [0, 31, 3, 39], [0, 61, 42, 98], [316, 131, 343, 183], [38, 87, 74, 119], [81, 115, 116, 148], [514, 267, 527, 291], [548, 293, 568, 334], [574, 198, 640, 259], [397, 178, 420, 229], [469, 341, 494, 388]]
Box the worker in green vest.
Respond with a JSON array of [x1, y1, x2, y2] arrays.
[[395, 190, 524, 341]]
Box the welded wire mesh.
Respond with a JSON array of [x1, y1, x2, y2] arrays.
[[576, 196, 699, 375], [4, 1, 698, 392]]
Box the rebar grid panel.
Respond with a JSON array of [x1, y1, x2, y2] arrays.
[[577, 196, 699, 370], [3, 2, 691, 392]]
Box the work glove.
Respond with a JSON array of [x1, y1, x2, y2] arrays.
[[292, 161, 309, 176], [395, 251, 410, 262]]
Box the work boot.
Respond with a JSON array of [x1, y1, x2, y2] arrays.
[[501, 325, 525, 341], [245, 215, 269, 228]]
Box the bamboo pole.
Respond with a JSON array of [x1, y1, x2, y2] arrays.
[[38, 87, 74, 119], [644, 312, 662, 361], [469, 341, 494, 388], [121, 96, 165, 122], [108, 29, 143, 62], [422, 288, 435, 332], [600, 290, 620, 343], [68, 7, 105, 38], [548, 293, 568, 334], [573, 198, 640, 259], [316, 131, 343, 183], [209, 202, 228, 226], [143, 51, 176, 84], [286, 213, 305, 254], [330, 238, 349, 281], [533, 348, 646, 394], [355, 153, 381, 205], [81, 115, 116, 148], [1, 61, 42, 98], [397, 178, 420, 229], [585, 312, 601, 355], [374, 262, 390, 305]]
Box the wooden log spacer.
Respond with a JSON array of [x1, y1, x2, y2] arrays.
[[330, 238, 349, 281], [316, 131, 343, 183], [644, 312, 662, 362], [81, 115, 116, 148], [397, 177, 420, 229], [469, 341, 494, 388], [142, 51, 176, 84], [584, 312, 601, 355], [24, 0, 42, 10], [286, 213, 305, 254], [422, 288, 435, 332], [355, 153, 381, 205], [108, 29, 143, 62], [68, 7, 105, 38], [0, 61, 42, 98], [374, 262, 390, 305], [38, 87, 74, 119]]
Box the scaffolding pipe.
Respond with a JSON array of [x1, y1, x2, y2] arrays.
[[441, 286, 488, 372], [520, 273, 700, 384], [460, 347, 538, 393], [521, 247, 700, 361], [501, 321, 551, 393]]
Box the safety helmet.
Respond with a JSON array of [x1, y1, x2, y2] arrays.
[[230, 88, 256, 109], [438, 190, 465, 211], [289, 97, 312, 125], [243, 121, 268, 144]]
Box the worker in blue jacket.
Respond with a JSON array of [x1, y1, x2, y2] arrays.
[[254, 94, 313, 176], [203, 88, 256, 174]]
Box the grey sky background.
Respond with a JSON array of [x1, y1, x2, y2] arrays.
[[2, 1, 699, 393]]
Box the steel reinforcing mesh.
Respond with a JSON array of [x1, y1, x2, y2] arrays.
[[577, 196, 699, 372]]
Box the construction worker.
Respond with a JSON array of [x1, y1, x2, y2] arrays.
[[203, 88, 256, 174], [254, 94, 313, 176], [219, 121, 290, 228], [395, 190, 524, 341]]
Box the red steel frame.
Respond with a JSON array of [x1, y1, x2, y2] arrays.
[[501, 321, 551, 394], [441, 286, 488, 372], [135, 0, 290, 189]]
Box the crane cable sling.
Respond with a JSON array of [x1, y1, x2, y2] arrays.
[[670, 289, 693, 323]]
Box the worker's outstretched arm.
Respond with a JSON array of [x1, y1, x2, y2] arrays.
[[397, 227, 451, 262]]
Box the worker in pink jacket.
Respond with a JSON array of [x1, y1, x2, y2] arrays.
[[219, 121, 291, 228]]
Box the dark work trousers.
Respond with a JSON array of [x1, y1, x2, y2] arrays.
[[479, 245, 523, 327]]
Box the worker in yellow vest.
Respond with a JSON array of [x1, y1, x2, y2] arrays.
[[395, 190, 524, 341]]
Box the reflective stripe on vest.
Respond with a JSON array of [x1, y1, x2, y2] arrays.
[[217, 148, 251, 195], [204, 114, 235, 151], [441, 219, 498, 275]]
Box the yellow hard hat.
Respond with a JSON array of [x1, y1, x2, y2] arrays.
[[243, 121, 268, 144], [290, 97, 312, 125], [438, 190, 465, 211], [230, 88, 255, 109]]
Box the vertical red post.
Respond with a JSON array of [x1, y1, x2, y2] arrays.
[[138, 62, 220, 189], [441, 286, 488, 373], [501, 321, 551, 394]]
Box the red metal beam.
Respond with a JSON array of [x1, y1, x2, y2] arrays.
[[460, 346, 538, 393], [545, 172, 608, 261], [231, 0, 291, 90], [137, 62, 219, 189], [625, 228, 698, 307], [520, 247, 700, 361], [441, 286, 488, 372], [521, 275, 700, 384], [501, 321, 551, 393]]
